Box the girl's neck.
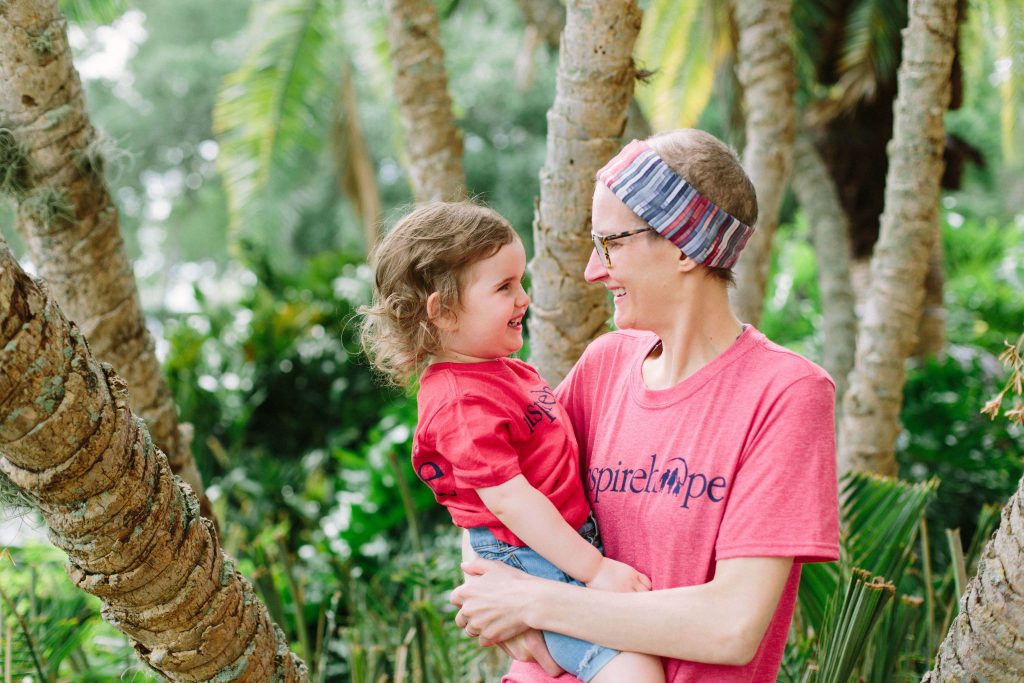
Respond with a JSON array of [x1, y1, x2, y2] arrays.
[[429, 350, 501, 365]]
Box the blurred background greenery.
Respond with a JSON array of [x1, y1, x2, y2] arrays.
[[1, 0, 1022, 680]]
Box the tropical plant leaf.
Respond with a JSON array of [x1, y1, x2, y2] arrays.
[[59, 0, 127, 25], [213, 0, 338, 236], [798, 472, 938, 636], [809, 568, 896, 683], [634, 0, 729, 130], [833, 0, 907, 109]]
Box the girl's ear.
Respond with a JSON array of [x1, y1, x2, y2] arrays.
[[427, 292, 457, 331]]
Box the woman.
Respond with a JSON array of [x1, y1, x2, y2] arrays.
[[451, 129, 840, 682]]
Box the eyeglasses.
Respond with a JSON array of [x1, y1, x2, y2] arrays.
[[591, 228, 655, 268]]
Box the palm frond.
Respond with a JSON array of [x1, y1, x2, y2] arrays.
[[634, 0, 729, 130], [213, 0, 338, 236], [58, 0, 126, 25], [798, 472, 938, 636], [809, 568, 896, 683], [833, 0, 907, 109]]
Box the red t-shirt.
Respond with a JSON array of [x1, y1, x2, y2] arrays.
[[413, 358, 591, 546], [504, 328, 840, 682]]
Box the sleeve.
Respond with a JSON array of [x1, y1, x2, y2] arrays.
[[432, 393, 523, 489], [715, 374, 840, 564]]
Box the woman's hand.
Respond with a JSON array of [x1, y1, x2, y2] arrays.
[[587, 557, 652, 593], [451, 558, 543, 644]]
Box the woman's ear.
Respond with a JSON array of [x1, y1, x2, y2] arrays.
[[678, 252, 699, 273], [427, 292, 457, 331]]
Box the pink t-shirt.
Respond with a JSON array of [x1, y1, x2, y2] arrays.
[[413, 358, 591, 546], [504, 328, 840, 682]]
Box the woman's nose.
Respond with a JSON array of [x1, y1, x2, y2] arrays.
[[584, 249, 608, 282]]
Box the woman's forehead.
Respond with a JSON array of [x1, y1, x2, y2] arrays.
[[592, 182, 648, 233]]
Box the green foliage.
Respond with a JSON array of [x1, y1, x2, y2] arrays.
[[0, 542, 159, 681], [797, 474, 937, 644], [335, 530, 504, 682], [59, 0, 128, 25], [634, 0, 728, 130], [213, 0, 337, 244], [786, 473, 1003, 682]]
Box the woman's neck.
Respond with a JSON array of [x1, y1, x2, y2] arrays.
[[641, 281, 744, 390]]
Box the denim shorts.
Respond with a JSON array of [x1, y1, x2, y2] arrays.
[[467, 516, 619, 681]]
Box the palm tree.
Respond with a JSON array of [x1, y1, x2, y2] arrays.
[[383, 0, 465, 202], [0, 243, 308, 680], [791, 128, 856, 410], [0, 0, 215, 524], [837, 0, 959, 477], [729, 0, 798, 326], [924, 334, 1024, 680], [527, 0, 644, 384]]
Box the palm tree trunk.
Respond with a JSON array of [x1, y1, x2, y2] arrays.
[[791, 130, 856, 412], [0, 0, 215, 526], [923, 474, 1024, 679], [837, 0, 958, 478], [730, 0, 797, 326], [914, 239, 947, 356], [384, 0, 465, 202], [0, 244, 308, 681], [528, 0, 643, 384]]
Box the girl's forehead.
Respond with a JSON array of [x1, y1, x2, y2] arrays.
[[463, 240, 525, 284]]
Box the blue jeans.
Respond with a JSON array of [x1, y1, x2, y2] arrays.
[[468, 516, 619, 682]]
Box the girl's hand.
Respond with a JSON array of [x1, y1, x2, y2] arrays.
[[587, 557, 652, 593], [452, 558, 540, 643], [497, 630, 565, 677]]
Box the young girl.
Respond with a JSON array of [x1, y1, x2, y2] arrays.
[[360, 201, 664, 682]]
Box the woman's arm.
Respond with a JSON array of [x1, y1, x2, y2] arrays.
[[453, 555, 793, 666], [460, 529, 565, 677], [476, 475, 650, 591]]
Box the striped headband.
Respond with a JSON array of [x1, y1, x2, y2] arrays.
[[596, 140, 754, 269]]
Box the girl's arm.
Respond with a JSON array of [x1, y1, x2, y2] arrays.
[[476, 475, 650, 592], [454, 555, 793, 666]]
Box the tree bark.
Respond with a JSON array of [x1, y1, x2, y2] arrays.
[[0, 0, 215, 525], [730, 0, 797, 326], [384, 0, 465, 202], [515, 0, 565, 50], [837, 0, 957, 478], [791, 129, 856, 411], [923, 474, 1024, 680], [914, 237, 946, 356], [0, 244, 308, 681], [528, 0, 643, 384]]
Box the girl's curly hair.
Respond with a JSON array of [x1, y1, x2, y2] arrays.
[[359, 201, 517, 387]]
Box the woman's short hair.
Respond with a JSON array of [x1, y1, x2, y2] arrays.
[[359, 201, 517, 387], [645, 129, 758, 285]]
